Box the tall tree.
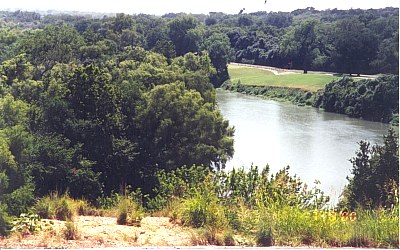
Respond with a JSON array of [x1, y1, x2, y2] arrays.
[[342, 129, 399, 209], [280, 19, 318, 73], [203, 33, 233, 87], [19, 24, 83, 76], [168, 15, 201, 56], [332, 18, 378, 75]]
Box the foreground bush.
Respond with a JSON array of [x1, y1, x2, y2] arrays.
[[64, 220, 79, 240], [0, 203, 11, 236], [34, 193, 75, 221], [116, 197, 144, 226]]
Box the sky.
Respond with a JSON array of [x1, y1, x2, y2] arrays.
[[1, 0, 399, 15]]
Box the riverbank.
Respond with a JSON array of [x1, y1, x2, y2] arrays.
[[221, 75, 399, 126], [0, 216, 192, 248], [221, 80, 317, 106]]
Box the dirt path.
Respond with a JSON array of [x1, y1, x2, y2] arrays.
[[0, 216, 193, 248]]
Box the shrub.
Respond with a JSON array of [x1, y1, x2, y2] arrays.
[[11, 213, 42, 235], [74, 199, 97, 216], [2, 183, 35, 217], [116, 197, 144, 226], [182, 190, 227, 241], [256, 223, 274, 246], [56, 197, 74, 221], [0, 203, 11, 236], [116, 199, 128, 225], [35, 196, 56, 219], [182, 194, 207, 228], [191, 228, 212, 245], [64, 220, 79, 240], [34, 193, 75, 221], [223, 230, 236, 246]]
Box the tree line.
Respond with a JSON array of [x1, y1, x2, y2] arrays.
[[1, 7, 399, 87]]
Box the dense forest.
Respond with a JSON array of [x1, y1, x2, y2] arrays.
[[0, 7, 398, 244]]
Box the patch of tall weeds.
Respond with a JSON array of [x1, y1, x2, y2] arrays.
[[116, 188, 144, 226], [34, 192, 75, 221]]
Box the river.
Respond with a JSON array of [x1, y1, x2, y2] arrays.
[[216, 89, 391, 203]]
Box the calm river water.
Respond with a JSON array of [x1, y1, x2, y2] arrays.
[[216, 89, 391, 203]]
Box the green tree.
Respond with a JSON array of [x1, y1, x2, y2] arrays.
[[137, 81, 234, 172], [203, 33, 232, 86], [0, 95, 34, 216], [168, 15, 201, 56], [280, 19, 318, 73], [19, 24, 84, 76], [332, 18, 378, 75], [342, 129, 399, 209]]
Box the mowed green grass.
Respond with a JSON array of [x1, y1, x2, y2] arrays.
[[228, 64, 340, 92]]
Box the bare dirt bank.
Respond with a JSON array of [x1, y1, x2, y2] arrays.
[[0, 216, 193, 248]]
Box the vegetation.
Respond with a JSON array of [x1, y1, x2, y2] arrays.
[[341, 128, 399, 210], [64, 220, 80, 240], [146, 144, 398, 247], [224, 69, 399, 124], [0, 6, 398, 247], [34, 193, 75, 221], [116, 197, 144, 226], [316, 75, 399, 123]]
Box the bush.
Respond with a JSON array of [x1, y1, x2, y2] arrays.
[[182, 194, 207, 228], [116, 199, 128, 225], [74, 199, 97, 216], [56, 197, 74, 221], [35, 196, 55, 219], [182, 190, 226, 241], [0, 203, 11, 236], [34, 193, 75, 221], [2, 183, 35, 216], [256, 223, 274, 246], [116, 197, 144, 226], [11, 213, 42, 235], [223, 230, 236, 246], [64, 220, 79, 240]]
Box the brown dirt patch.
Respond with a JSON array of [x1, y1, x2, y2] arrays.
[[0, 216, 193, 248]]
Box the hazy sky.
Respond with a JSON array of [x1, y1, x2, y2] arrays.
[[1, 0, 399, 15]]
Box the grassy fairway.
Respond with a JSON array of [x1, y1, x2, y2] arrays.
[[228, 64, 339, 92]]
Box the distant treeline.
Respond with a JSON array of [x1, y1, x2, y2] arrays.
[[0, 6, 399, 87], [222, 75, 399, 124]]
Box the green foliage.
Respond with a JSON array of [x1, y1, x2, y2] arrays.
[[0, 202, 11, 236], [2, 182, 35, 216], [256, 222, 274, 246], [116, 197, 144, 226], [96, 192, 122, 210], [0, 10, 398, 248], [138, 81, 233, 172], [203, 33, 232, 86], [318, 75, 399, 123], [281, 19, 318, 73], [34, 193, 75, 221], [147, 165, 210, 211], [10, 213, 43, 235], [341, 128, 399, 209], [223, 230, 236, 246], [168, 15, 201, 56]]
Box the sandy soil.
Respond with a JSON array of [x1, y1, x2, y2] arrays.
[[0, 216, 193, 248]]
